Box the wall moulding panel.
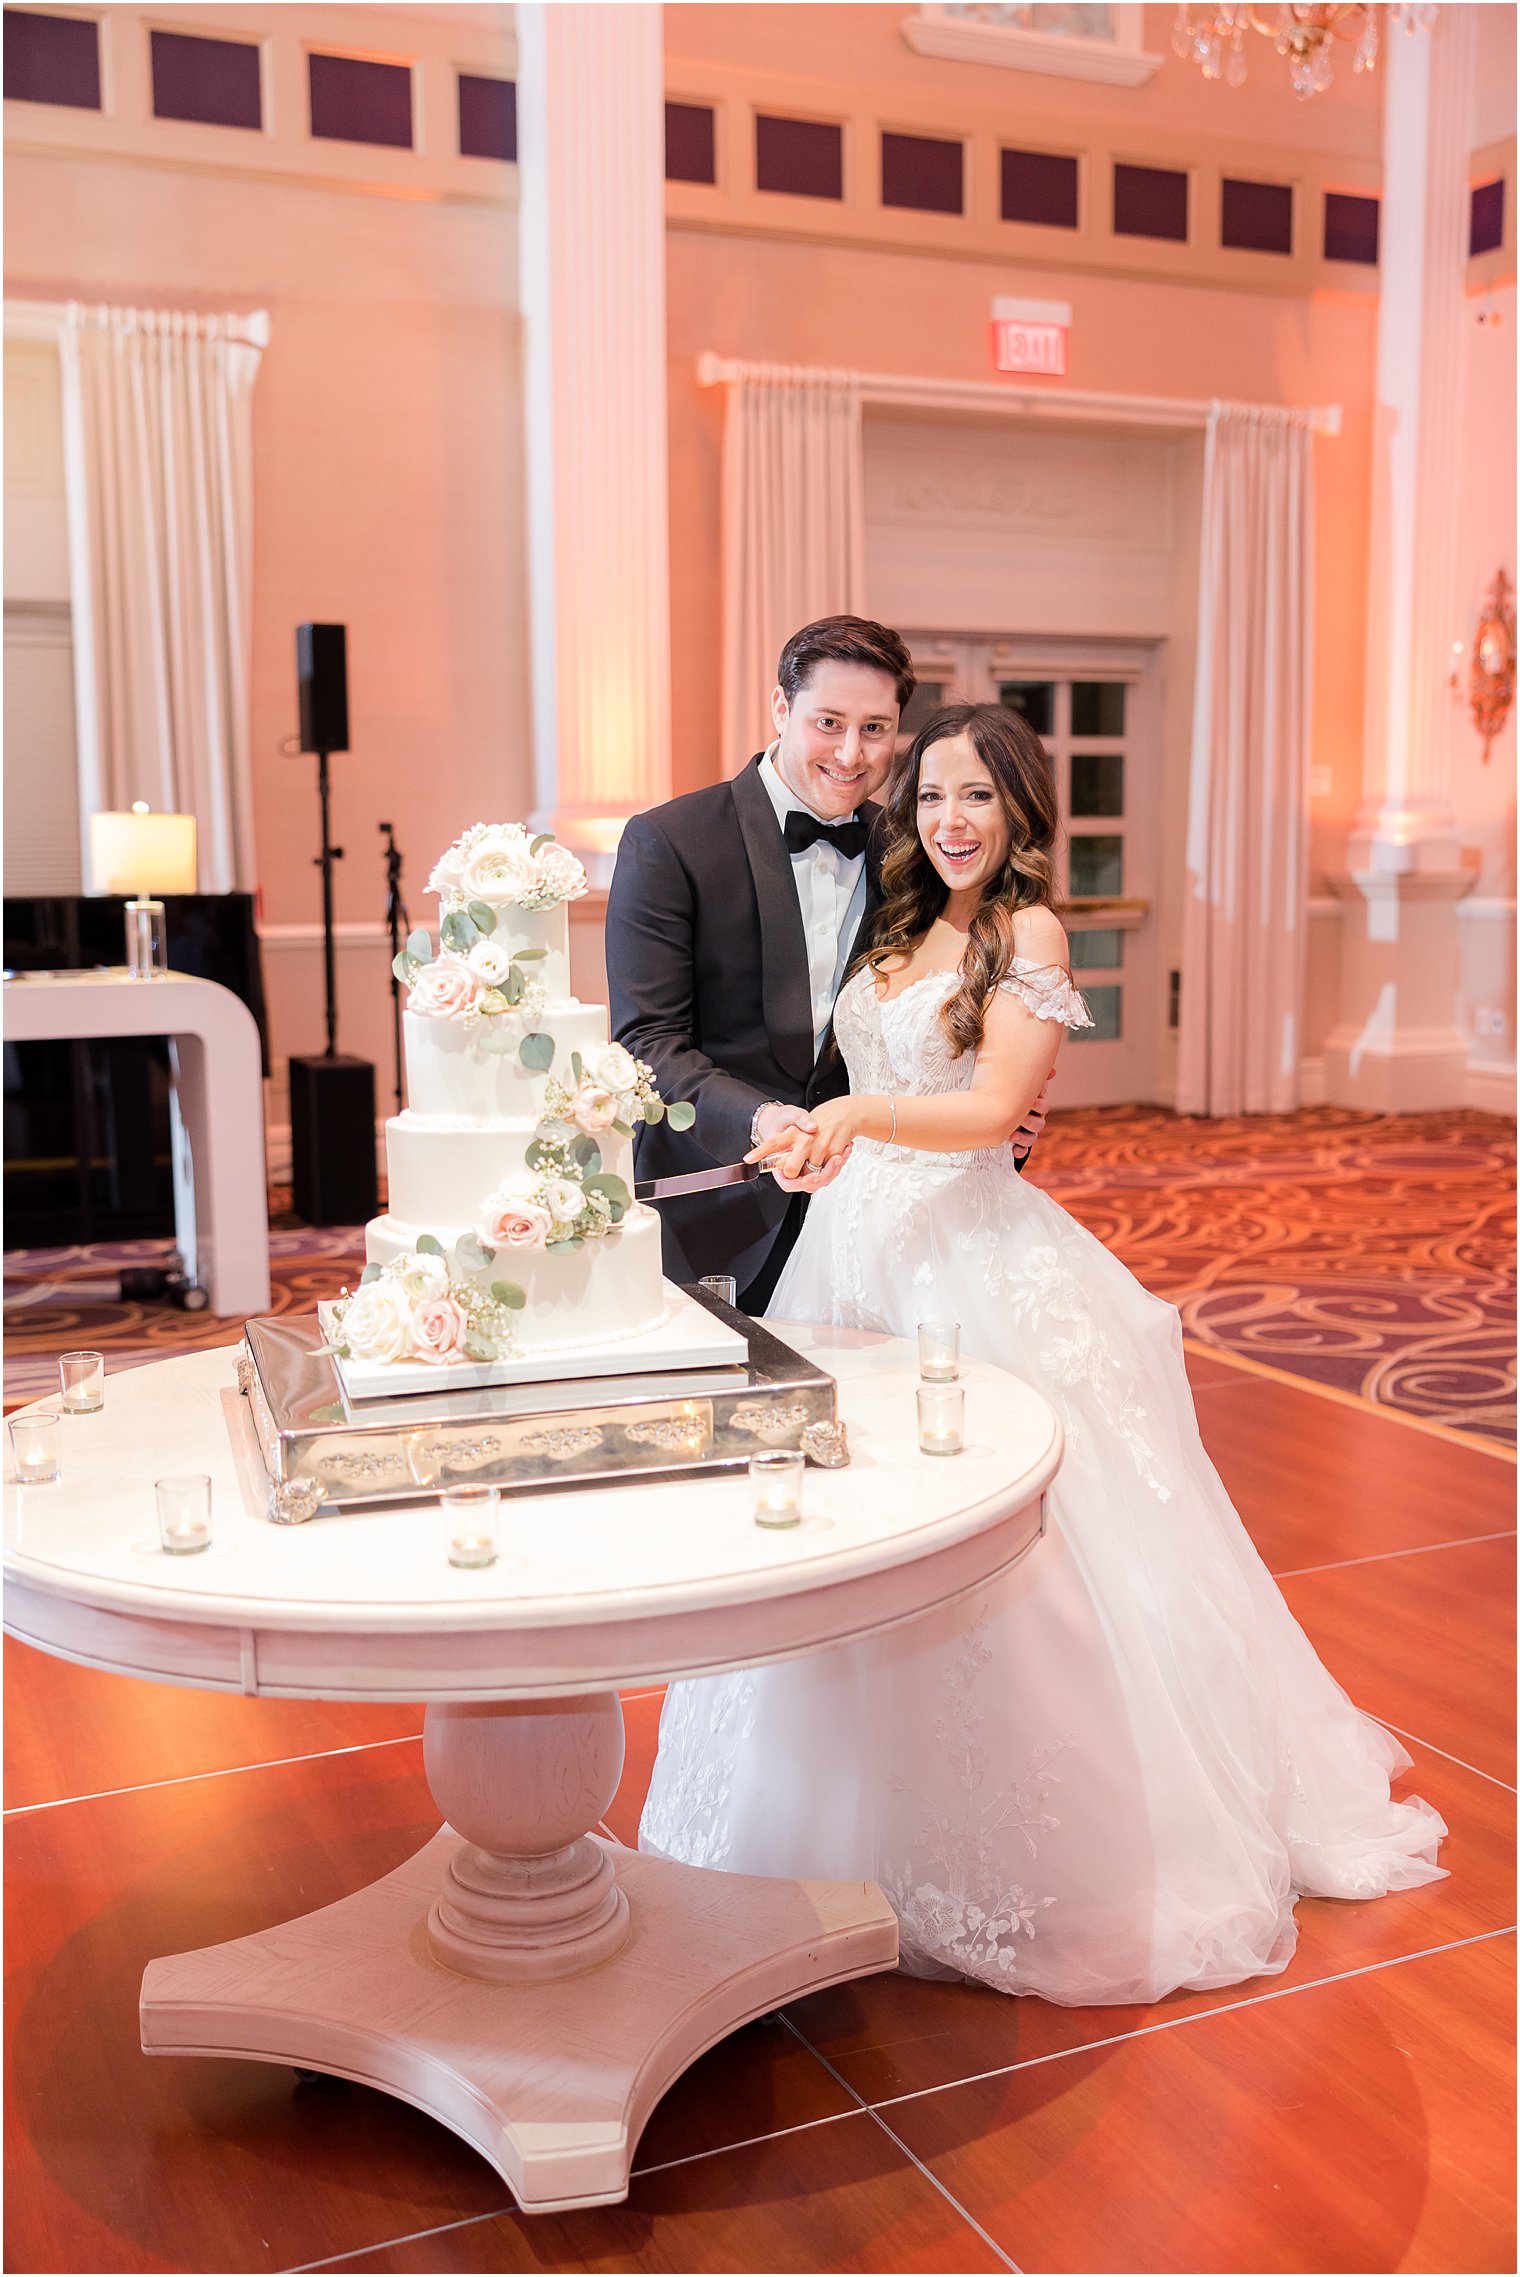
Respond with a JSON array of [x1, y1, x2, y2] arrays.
[[663, 59, 1380, 299], [2, 1, 517, 204]]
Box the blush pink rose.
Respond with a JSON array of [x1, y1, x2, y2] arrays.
[[568, 1081, 619, 1135], [407, 953, 481, 1020], [477, 1198, 551, 1250], [410, 1294, 469, 1364]]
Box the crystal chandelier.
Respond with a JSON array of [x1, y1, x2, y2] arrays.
[[1172, 5, 1435, 101]]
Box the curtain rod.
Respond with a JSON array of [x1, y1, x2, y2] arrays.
[[4, 298, 270, 348], [696, 351, 1341, 439]]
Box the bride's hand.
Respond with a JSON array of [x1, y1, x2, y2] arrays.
[[747, 1096, 864, 1183]]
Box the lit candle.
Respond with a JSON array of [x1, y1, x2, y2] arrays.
[[59, 1350, 105, 1413], [156, 1472, 212, 1554], [751, 1449, 804, 1528], [917, 1383, 965, 1456], [443, 1483, 500, 1569], [917, 1319, 961, 1384], [8, 1408, 61, 1484]]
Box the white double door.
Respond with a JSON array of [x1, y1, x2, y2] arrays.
[[898, 636, 1163, 1109]]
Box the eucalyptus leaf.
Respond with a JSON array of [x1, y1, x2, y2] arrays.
[[612, 1119, 633, 1138], [529, 833, 553, 855], [539, 1118, 575, 1146], [406, 928, 432, 962], [453, 1234, 494, 1275], [441, 909, 478, 955], [415, 1234, 445, 1256], [513, 947, 546, 962], [570, 1051, 585, 1083], [490, 1280, 527, 1311], [546, 1237, 581, 1254], [503, 966, 524, 1005], [665, 1100, 696, 1132], [463, 1333, 495, 1362], [467, 900, 497, 936], [359, 1261, 383, 1285], [569, 1135, 601, 1173], [391, 951, 418, 985], [519, 1032, 555, 1072], [607, 1201, 626, 1224], [583, 1173, 630, 1205], [641, 1097, 665, 1125]]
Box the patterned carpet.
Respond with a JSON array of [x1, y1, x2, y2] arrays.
[[4, 1106, 1514, 1446]]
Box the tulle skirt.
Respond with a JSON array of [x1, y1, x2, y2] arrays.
[[639, 1144, 1447, 2005]]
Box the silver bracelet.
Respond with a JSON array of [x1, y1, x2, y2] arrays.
[[886, 1095, 898, 1145]]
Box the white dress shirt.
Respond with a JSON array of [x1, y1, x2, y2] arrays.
[[758, 747, 869, 1059]]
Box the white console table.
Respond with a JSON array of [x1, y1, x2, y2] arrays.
[[3, 1325, 1061, 2214], [3, 969, 271, 1316]]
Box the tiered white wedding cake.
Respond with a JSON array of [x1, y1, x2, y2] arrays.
[[325, 823, 721, 1393]]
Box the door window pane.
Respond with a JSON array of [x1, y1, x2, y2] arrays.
[[1068, 927, 1123, 971], [1069, 983, 1121, 1040], [1070, 681, 1125, 735], [898, 678, 948, 747], [997, 682, 1053, 735], [1070, 752, 1124, 817], [1069, 835, 1123, 897]]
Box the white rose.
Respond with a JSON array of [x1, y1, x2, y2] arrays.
[[544, 1177, 584, 1225], [426, 838, 469, 899], [462, 826, 536, 906], [490, 1169, 540, 1208], [592, 1042, 639, 1094], [340, 1278, 413, 1364], [535, 841, 588, 904], [391, 1250, 449, 1301], [468, 939, 513, 986]]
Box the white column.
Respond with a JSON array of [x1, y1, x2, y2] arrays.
[[1325, 11, 1475, 1110], [517, 2, 671, 888]]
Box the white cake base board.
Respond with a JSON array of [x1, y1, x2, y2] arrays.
[[328, 1282, 749, 1404], [140, 1829, 898, 2214]]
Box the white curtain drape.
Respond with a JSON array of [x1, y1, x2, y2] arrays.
[[719, 367, 865, 773], [59, 303, 267, 893], [1176, 403, 1315, 1117]]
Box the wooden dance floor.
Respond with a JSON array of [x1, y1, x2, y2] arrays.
[[5, 1342, 1514, 2274]]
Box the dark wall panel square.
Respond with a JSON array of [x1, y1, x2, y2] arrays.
[[882, 129, 962, 215], [1113, 161, 1188, 242], [1221, 176, 1292, 255], [1001, 146, 1078, 229], [151, 29, 261, 130], [1323, 190, 1379, 264], [4, 9, 100, 108], [665, 99, 715, 184], [308, 50, 412, 150], [756, 113, 841, 200], [1470, 176, 1505, 257], [458, 71, 514, 161]]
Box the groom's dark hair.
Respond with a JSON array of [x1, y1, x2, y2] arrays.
[[777, 616, 916, 710]]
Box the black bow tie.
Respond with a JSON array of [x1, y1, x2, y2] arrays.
[[783, 811, 868, 862]]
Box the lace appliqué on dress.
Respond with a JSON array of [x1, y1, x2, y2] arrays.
[[1007, 1242, 1172, 1501], [997, 959, 1095, 1032], [883, 1602, 1074, 1987], [637, 1674, 756, 1869]]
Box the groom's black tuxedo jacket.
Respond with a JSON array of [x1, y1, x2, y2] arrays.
[[606, 754, 882, 1294]]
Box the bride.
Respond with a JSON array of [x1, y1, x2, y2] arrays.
[[639, 701, 1447, 2007]]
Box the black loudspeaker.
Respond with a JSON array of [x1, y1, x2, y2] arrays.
[[296, 622, 349, 754], [288, 1053, 379, 1227]]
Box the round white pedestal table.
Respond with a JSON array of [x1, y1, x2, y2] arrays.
[[3, 1323, 1061, 2214]]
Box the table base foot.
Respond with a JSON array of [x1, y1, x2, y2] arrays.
[[139, 1828, 898, 2213]]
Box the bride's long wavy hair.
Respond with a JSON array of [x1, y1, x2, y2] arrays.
[[865, 702, 1062, 1059]]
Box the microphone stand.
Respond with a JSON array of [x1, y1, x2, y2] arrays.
[[379, 821, 408, 1116], [314, 749, 343, 1057]]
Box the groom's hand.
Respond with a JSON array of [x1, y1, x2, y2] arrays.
[[751, 1103, 847, 1195]]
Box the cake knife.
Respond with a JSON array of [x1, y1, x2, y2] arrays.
[[632, 1161, 763, 1201]]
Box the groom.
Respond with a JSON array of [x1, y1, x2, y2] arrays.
[[607, 614, 1044, 1310]]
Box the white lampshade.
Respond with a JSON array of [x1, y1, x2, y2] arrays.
[[89, 806, 198, 897]]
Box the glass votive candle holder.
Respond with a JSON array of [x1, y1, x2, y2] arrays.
[[917, 1382, 965, 1457], [9, 1407, 62, 1484], [59, 1350, 105, 1414], [917, 1319, 961, 1384], [156, 1472, 212, 1554], [443, 1482, 500, 1569], [751, 1448, 804, 1528], [699, 1275, 738, 1308]]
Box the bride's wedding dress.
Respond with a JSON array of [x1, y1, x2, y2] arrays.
[[639, 960, 1447, 2006]]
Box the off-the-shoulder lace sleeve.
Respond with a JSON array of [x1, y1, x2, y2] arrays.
[[999, 959, 1095, 1031]]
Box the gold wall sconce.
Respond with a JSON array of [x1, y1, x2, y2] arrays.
[[1469, 570, 1515, 763]]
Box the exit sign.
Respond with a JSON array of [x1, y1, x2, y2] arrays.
[[991, 295, 1071, 377]]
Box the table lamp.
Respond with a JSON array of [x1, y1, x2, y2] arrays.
[[89, 804, 198, 979]]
